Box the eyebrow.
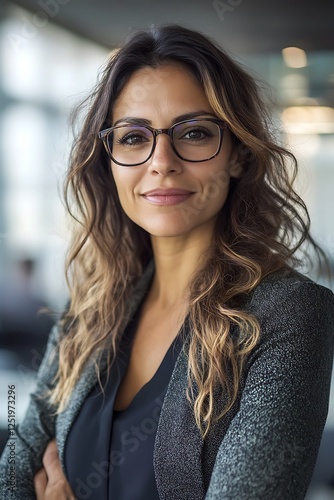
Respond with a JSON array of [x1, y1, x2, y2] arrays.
[[112, 111, 218, 127]]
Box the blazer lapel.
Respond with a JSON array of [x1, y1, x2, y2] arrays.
[[153, 325, 205, 500]]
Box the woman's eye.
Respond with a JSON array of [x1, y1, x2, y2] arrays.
[[181, 128, 212, 141], [119, 133, 147, 146]]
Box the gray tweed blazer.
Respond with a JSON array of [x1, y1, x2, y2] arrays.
[[1, 260, 333, 499]]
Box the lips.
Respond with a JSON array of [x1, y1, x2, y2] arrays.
[[142, 188, 194, 206]]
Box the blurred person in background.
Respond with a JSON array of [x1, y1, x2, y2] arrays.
[[0, 25, 333, 500]]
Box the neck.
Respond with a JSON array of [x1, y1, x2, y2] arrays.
[[147, 222, 215, 308]]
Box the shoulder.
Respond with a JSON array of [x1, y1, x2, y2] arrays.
[[244, 268, 334, 363], [248, 267, 334, 321], [253, 266, 333, 296]]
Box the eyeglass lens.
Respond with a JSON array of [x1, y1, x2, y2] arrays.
[[108, 120, 221, 165]]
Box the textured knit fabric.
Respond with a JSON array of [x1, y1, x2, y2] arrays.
[[0, 259, 333, 499]]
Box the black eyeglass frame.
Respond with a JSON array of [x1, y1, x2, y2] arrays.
[[98, 118, 227, 166]]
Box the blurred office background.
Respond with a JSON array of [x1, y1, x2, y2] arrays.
[[0, 1, 333, 497]]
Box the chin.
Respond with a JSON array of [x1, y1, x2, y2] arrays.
[[129, 210, 218, 239], [135, 218, 195, 238]]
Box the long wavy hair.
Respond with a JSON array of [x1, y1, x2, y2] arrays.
[[50, 25, 322, 438]]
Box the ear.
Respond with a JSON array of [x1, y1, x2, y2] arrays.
[[228, 149, 244, 179]]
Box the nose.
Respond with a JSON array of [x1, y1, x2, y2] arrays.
[[147, 133, 183, 176]]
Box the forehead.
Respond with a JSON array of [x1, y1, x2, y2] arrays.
[[112, 64, 214, 124]]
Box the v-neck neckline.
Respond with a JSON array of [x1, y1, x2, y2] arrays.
[[113, 332, 183, 415]]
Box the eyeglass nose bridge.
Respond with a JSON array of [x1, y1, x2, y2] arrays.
[[153, 128, 173, 138], [151, 127, 176, 157]]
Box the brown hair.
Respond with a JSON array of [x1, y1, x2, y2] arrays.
[[50, 25, 322, 437]]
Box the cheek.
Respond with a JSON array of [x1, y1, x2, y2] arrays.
[[111, 167, 125, 204], [200, 167, 231, 205], [202, 145, 234, 203], [111, 167, 137, 209]]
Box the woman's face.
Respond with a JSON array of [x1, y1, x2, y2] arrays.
[[110, 64, 241, 239]]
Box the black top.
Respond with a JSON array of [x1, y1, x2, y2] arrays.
[[64, 303, 184, 500]]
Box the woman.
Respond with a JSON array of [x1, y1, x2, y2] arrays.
[[1, 24, 333, 500]]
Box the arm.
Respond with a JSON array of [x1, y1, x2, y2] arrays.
[[0, 324, 61, 499], [205, 280, 334, 500]]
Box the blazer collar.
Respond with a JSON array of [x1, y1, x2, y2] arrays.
[[153, 325, 205, 499]]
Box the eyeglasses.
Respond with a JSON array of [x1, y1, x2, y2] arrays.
[[98, 118, 227, 166]]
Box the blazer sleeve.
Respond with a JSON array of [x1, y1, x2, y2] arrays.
[[205, 280, 334, 500], [0, 323, 61, 499]]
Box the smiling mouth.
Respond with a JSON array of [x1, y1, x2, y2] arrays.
[[143, 189, 194, 206]]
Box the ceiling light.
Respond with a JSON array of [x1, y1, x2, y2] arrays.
[[281, 106, 334, 134], [282, 47, 307, 68]]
